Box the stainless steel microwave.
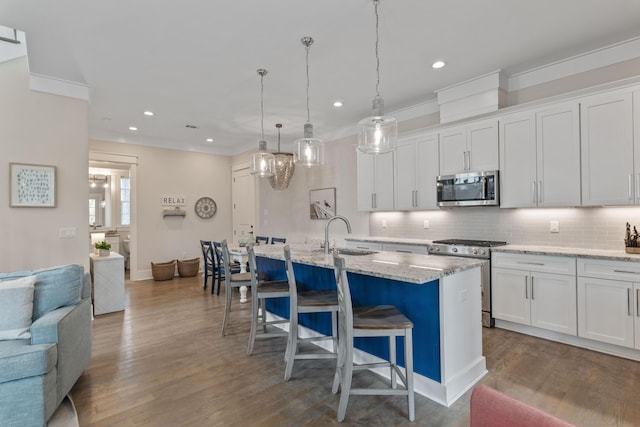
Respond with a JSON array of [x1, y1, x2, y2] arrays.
[[436, 171, 499, 207]]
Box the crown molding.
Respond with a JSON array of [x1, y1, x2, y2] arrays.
[[29, 73, 91, 101]]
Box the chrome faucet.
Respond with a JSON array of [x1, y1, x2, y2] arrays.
[[324, 215, 352, 255]]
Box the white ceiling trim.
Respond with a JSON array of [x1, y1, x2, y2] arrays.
[[508, 36, 640, 92], [29, 73, 90, 101]]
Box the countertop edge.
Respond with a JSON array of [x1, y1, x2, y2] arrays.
[[492, 245, 640, 262]]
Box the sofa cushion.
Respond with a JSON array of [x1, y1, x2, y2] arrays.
[[0, 276, 36, 340], [0, 340, 57, 383], [32, 265, 83, 320]]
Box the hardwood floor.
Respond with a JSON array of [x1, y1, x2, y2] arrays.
[[72, 274, 640, 426]]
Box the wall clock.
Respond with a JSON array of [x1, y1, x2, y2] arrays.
[[194, 197, 217, 219]]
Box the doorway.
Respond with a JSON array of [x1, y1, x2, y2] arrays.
[[232, 162, 256, 243]]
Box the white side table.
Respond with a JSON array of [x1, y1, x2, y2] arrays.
[[90, 252, 125, 315]]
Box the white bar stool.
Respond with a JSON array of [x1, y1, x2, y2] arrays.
[[220, 239, 252, 336], [283, 245, 338, 381], [332, 253, 415, 423]]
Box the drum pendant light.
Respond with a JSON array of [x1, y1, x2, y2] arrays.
[[293, 37, 324, 167], [251, 69, 276, 177], [268, 123, 295, 190], [357, 0, 397, 154]]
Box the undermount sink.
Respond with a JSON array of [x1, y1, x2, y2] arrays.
[[333, 247, 378, 256]]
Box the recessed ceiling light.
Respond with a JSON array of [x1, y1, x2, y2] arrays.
[[129, 126, 138, 131], [432, 60, 446, 69], [206, 138, 214, 143], [333, 101, 343, 107], [143, 110, 154, 116]]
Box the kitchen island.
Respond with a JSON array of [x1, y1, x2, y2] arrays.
[[253, 243, 487, 407]]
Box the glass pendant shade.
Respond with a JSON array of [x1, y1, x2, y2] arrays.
[[251, 140, 275, 177], [294, 123, 324, 167], [358, 97, 397, 154], [269, 123, 295, 190], [250, 68, 275, 177]]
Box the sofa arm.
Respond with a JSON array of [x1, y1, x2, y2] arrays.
[[31, 299, 92, 405]]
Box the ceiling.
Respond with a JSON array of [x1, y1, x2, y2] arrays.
[[2, 0, 640, 156]]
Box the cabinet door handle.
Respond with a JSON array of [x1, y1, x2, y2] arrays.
[[466, 151, 471, 171], [413, 190, 418, 207], [629, 174, 633, 201], [636, 174, 640, 201], [538, 181, 542, 204], [613, 269, 638, 275], [524, 276, 528, 299], [517, 261, 545, 266], [637, 289, 639, 318], [532, 182, 537, 204], [531, 276, 535, 300], [628, 288, 632, 316]]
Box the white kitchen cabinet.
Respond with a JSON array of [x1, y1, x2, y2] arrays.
[[580, 89, 635, 206], [345, 240, 383, 251], [439, 119, 498, 175], [499, 102, 580, 208], [395, 132, 439, 210], [382, 242, 428, 254], [492, 253, 577, 335], [357, 151, 394, 211], [577, 258, 640, 349]]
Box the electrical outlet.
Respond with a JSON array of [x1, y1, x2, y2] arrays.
[[381, 220, 388, 228], [423, 220, 430, 229], [550, 220, 560, 233], [182, 251, 187, 259]]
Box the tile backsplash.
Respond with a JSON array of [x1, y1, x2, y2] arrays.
[[370, 206, 640, 250]]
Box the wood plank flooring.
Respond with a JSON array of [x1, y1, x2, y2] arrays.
[[71, 274, 640, 426]]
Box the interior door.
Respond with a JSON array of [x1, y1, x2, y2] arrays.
[[232, 166, 255, 243]]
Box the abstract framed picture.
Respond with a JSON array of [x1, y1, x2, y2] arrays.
[[10, 163, 56, 207], [309, 187, 336, 219]]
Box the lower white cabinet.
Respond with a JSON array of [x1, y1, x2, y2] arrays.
[[492, 253, 577, 335], [577, 258, 640, 349], [345, 240, 428, 254], [345, 240, 383, 251]]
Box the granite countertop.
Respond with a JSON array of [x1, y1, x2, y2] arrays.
[[345, 236, 432, 246], [253, 243, 484, 284], [492, 244, 640, 262]]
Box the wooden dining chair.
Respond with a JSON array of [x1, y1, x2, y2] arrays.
[[283, 245, 338, 381], [256, 236, 269, 245], [271, 237, 286, 244], [246, 244, 290, 355], [331, 253, 415, 422], [199, 240, 216, 292], [220, 240, 252, 336], [213, 241, 241, 296]]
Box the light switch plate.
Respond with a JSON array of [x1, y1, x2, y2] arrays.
[[381, 220, 388, 228], [58, 227, 77, 238], [550, 221, 560, 233], [423, 220, 430, 229]]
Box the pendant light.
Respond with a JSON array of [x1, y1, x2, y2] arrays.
[[251, 69, 276, 177], [268, 123, 295, 190], [357, 0, 397, 154], [293, 37, 324, 167]]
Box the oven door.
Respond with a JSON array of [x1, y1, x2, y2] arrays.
[[437, 171, 499, 207]]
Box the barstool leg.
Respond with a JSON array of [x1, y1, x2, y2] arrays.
[[284, 311, 298, 380], [336, 346, 353, 422], [389, 335, 397, 389], [405, 329, 415, 422], [330, 311, 338, 353], [221, 280, 232, 336], [247, 286, 259, 355]]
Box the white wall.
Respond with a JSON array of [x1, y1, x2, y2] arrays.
[[255, 134, 369, 246], [89, 139, 233, 280], [0, 57, 89, 271]]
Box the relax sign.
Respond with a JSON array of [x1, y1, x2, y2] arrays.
[[161, 195, 186, 206]]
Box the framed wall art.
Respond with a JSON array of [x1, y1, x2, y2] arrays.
[[309, 187, 336, 219], [10, 163, 56, 207]]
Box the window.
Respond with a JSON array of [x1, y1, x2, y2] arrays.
[[120, 177, 130, 226], [89, 199, 96, 226]]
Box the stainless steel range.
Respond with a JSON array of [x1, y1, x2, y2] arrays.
[[428, 239, 507, 327]]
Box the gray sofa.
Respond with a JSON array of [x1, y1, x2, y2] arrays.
[[0, 264, 92, 427]]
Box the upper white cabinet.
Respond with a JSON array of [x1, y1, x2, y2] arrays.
[[439, 119, 498, 175], [499, 102, 581, 208], [580, 90, 636, 206], [395, 132, 439, 210], [357, 151, 394, 211]]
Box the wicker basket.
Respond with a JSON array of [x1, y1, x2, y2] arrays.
[[151, 260, 176, 281], [177, 258, 200, 277]]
